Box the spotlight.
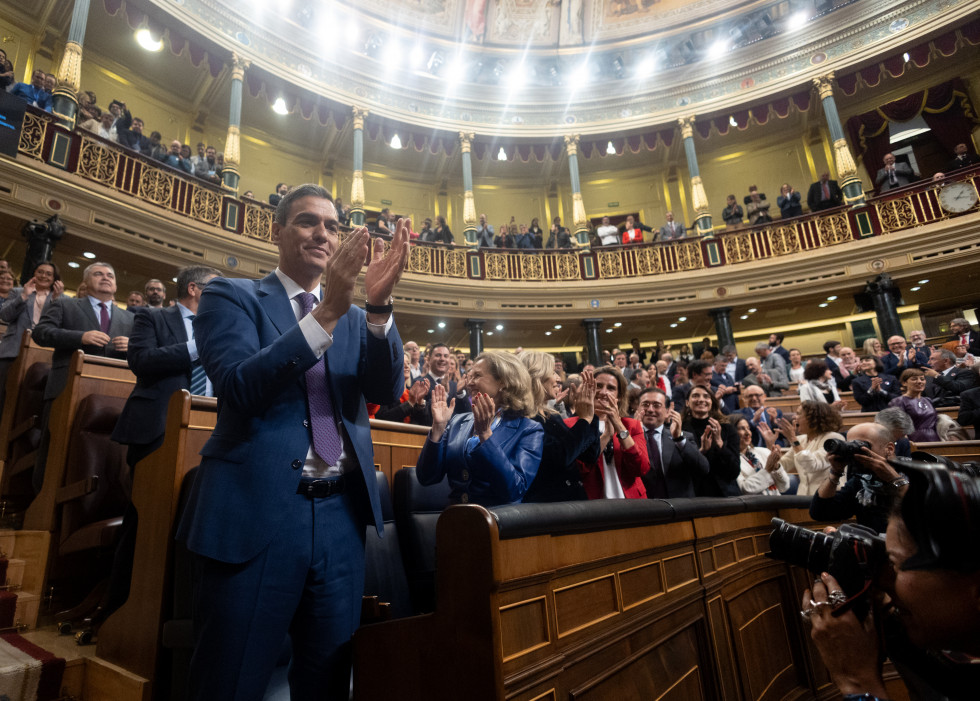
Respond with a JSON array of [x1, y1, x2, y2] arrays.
[[427, 329, 434, 333], [678, 316, 687, 322], [496, 147, 506, 161], [787, 11, 808, 31], [410, 44, 426, 68], [903, 52, 911, 63], [437, 321, 446, 328], [729, 115, 737, 127], [83, 251, 97, 259], [135, 28, 163, 52], [389, 134, 402, 149], [495, 324, 504, 331], [740, 314, 749, 320], [826, 296, 837, 301], [486, 331, 494, 336], [545, 331, 552, 336], [554, 324, 562, 330], [670, 323, 678, 328], [67, 261, 80, 268], [748, 308, 757, 313], [910, 286, 921, 292], [613, 322, 622, 327], [819, 302, 829, 308], [605, 328, 613, 333], [917, 279, 929, 284], [606, 141, 615, 155], [272, 97, 288, 115], [707, 40, 729, 60]]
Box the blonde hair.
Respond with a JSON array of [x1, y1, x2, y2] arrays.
[[518, 350, 557, 417], [862, 338, 882, 357], [475, 351, 536, 417]]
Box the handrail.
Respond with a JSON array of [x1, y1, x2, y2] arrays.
[[16, 107, 980, 282]]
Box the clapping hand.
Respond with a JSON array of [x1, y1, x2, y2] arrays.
[[427, 383, 455, 443], [408, 378, 429, 407], [764, 446, 783, 472], [758, 422, 777, 450], [574, 369, 596, 422], [364, 217, 410, 318], [776, 416, 796, 442], [472, 392, 496, 442], [51, 279, 64, 298]]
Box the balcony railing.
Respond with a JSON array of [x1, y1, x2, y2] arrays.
[[17, 107, 980, 281]]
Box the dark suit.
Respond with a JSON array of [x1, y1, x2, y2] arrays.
[[958, 386, 980, 437], [948, 330, 980, 356], [641, 425, 709, 498], [807, 179, 843, 211], [416, 411, 543, 506], [875, 162, 914, 192], [737, 406, 785, 448], [409, 373, 471, 426], [882, 349, 929, 376], [112, 305, 194, 465], [926, 366, 980, 407], [0, 289, 54, 400], [116, 128, 154, 155], [711, 371, 739, 414], [175, 273, 402, 700], [945, 153, 980, 173], [523, 413, 597, 503], [672, 382, 692, 415], [824, 355, 853, 392]]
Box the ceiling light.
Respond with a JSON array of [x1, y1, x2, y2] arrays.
[[495, 324, 504, 331], [903, 52, 911, 62], [390, 134, 402, 149], [496, 147, 506, 161], [508, 64, 527, 90], [917, 279, 929, 284], [347, 23, 360, 46], [437, 321, 446, 328], [670, 323, 678, 328], [554, 324, 562, 330], [427, 329, 434, 333], [572, 61, 592, 85], [486, 331, 494, 336], [613, 322, 622, 327], [272, 98, 288, 115], [787, 11, 808, 32], [747, 308, 757, 313], [707, 40, 729, 60], [427, 51, 444, 74], [605, 328, 613, 333], [819, 302, 829, 308], [635, 55, 656, 78], [545, 331, 552, 336], [728, 115, 737, 127], [606, 141, 615, 155], [172, 277, 178, 283], [826, 296, 838, 301], [445, 60, 464, 86], [678, 316, 687, 322], [83, 251, 96, 259], [740, 314, 749, 320], [135, 28, 163, 52], [910, 286, 921, 292], [67, 261, 80, 268]]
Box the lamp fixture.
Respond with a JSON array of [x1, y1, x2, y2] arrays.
[[606, 141, 615, 155], [272, 98, 288, 115], [390, 134, 402, 149], [135, 28, 163, 52]]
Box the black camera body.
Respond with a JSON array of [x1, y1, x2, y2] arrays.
[[824, 438, 872, 474]]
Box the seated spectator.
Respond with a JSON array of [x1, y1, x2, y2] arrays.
[[734, 416, 788, 495], [944, 142, 980, 172], [721, 194, 744, 227], [711, 356, 739, 414], [851, 355, 900, 412], [158, 139, 193, 174], [269, 182, 288, 207], [657, 211, 685, 241], [575, 366, 650, 499], [953, 343, 977, 367], [745, 186, 772, 225], [874, 406, 914, 457], [776, 400, 844, 496], [680, 385, 740, 496], [875, 151, 914, 192], [776, 183, 802, 218], [862, 336, 886, 359], [528, 218, 544, 248], [889, 369, 939, 442], [924, 348, 978, 406], [948, 317, 980, 355], [637, 387, 709, 498], [0, 49, 14, 92], [193, 145, 222, 184], [596, 216, 619, 246], [958, 385, 980, 438], [883, 335, 929, 375], [807, 172, 843, 211], [809, 421, 905, 534], [10, 68, 50, 110], [787, 348, 806, 382], [547, 216, 573, 249], [432, 215, 454, 245], [520, 355, 597, 502], [799, 360, 843, 407], [416, 352, 543, 506], [620, 215, 650, 245], [116, 116, 154, 156], [737, 384, 785, 448]]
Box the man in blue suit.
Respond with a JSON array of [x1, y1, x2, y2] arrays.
[[176, 184, 409, 700], [881, 335, 929, 376]]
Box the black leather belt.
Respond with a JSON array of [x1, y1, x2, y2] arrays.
[[297, 476, 346, 498]]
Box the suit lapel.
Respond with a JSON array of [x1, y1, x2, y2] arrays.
[[107, 304, 129, 336], [257, 273, 297, 336], [163, 305, 188, 342], [80, 297, 100, 330]]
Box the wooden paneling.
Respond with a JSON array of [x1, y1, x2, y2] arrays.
[[369, 419, 429, 485]]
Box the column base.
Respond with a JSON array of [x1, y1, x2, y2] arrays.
[[350, 207, 365, 227], [463, 225, 478, 247], [693, 213, 714, 238], [50, 90, 79, 131], [573, 226, 591, 250], [841, 177, 866, 205], [221, 168, 240, 193]]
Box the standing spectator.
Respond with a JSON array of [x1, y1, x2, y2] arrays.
[[776, 401, 844, 497], [189, 142, 206, 171], [432, 215, 454, 245], [84, 110, 117, 142], [144, 279, 166, 309], [889, 369, 939, 442], [77, 90, 99, 122], [158, 140, 193, 174], [745, 186, 772, 225], [734, 417, 788, 495], [875, 152, 914, 192], [721, 195, 744, 228], [116, 116, 154, 155], [375, 208, 392, 235], [126, 291, 145, 309], [924, 348, 978, 406], [680, 385, 740, 496], [958, 385, 980, 438], [768, 333, 790, 364], [807, 171, 843, 211], [417, 218, 433, 242], [10, 68, 51, 110], [862, 337, 886, 359], [528, 218, 544, 248], [475, 213, 493, 248], [776, 183, 802, 218], [882, 335, 929, 376], [334, 197, 349, 226], [493, 222, 514, 248], [547, 216, 572, 249], [0, 49, 15, 91], [269, 182, 288, 207], [945, 142, 980, 172], [657, 212, 685, 241], [851, 355, 900, 412], [620, 215, 650, 245], [194, 145, 221, 184], [948, 317, 980, 356], [754, 342, 789, 393], [787, 348, 806, 382], [737, 384, 785, 448], [823, 340, 852, 390], [596, 216, 619, 246], [799, 361, 843, 407], [0, 262, 63, 400], [637, 387, 709, 498], [514, 223, 534, 249]]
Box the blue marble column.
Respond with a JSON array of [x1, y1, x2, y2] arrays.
[[677, 116, 713, 236], [221, 54, 249, 192], [564, 134, 590, 248], [350, 107, 368, 227], [460, 132, 477, 246], [813, 73, 865, 205], [50, 0, 91, 129]]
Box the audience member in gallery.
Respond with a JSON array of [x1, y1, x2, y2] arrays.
[[806, 171, 843, 211], [776, 183, 803, 218], [787, 348, 806, 383], [745, 186, 772, 225], [721, 194, 744, 227], [596, 216, 620, 246], [798, 360, 843, 407], [620, 214, 650, 245]]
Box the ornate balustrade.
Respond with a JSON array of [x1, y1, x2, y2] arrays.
[[16, 107, 980, 282]]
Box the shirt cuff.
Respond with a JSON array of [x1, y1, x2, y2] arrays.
[[365, 312, 394, 339], [299, 313, 333, 358], [186, 339, 199, 362]]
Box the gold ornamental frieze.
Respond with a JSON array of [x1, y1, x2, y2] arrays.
[[443, 249, 466, 278], [598, 251, 624, 278], [138, 167, 173, 206], [723, 232, 754, 264], [876, 197, 918, 233], [485, 253, 509, 280], [409, 243, 432, 274], [79, 138, 120, 185], [769, 225, 801, 255], [18, 113, 47, 159], [816, 212, 852, 247], [191, 187, 222, 225], [635, 247, 664, 276], [675, 242, 703, 271], [520, 253, 544, 281], [244, 203, 275, 241]]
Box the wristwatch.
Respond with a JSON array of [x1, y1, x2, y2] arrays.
[[617, 429, 629, 441]]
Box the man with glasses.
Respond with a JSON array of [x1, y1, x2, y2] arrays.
[[636, 387, 708, 498], [883, 335, 929, 376]]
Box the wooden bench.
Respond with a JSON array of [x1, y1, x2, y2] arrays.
[[0, 331, 53, 499], [352, 496, 852, 700], [911, 440, 980, 462], [839, 406, 961, 433]]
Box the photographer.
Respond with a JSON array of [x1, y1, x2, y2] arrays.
[[801, 464, 980, 701], [809, 422, 908, 534]]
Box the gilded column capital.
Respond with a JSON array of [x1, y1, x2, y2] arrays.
[[812, 72, 836, 100], [351, 169, 365, 208], [224, 124, 241, 167], [564, 134, 580, 156], [230, 53, 250, 81], [55, 41, 83, 94], [352, 106, 369, 130], [459, 132, 474, 153], [690, 175, 710, 215], [677, 115, 696, 140]]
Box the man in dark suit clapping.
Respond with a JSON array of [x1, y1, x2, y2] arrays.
[[807, 172, 843, 211]]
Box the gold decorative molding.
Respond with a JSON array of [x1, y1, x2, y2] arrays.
[[230, 52, 250, 81], [832, 138, 858, 179], [223, 124, 241, 167], [812, 72, 836, 101], [572, 191, 587, 230], [678, 116, 696, 140], [56, 41, 83, 93], [459, 132, 474, 153], [463, 189, 477, 226], [690, 175, 710, 215], [351, 169, 365, 208], [564, 134, 580, 157], [352, 106, 368, 131]]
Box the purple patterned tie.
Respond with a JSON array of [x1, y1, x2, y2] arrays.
[[296, 292, 343, 465], [98, 302, 110, 334]]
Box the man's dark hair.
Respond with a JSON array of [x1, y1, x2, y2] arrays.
[[823, 340, 841, 354], [176, 265, 221, 299], [109, 99, 125, 111], [430, 343, 449, 353], [274, 183, 332, 226], [639, 386, 670, 406], [688, 360, 711, 378], [771, 333, 784, 344]]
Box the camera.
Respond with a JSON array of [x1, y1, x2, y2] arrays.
[[768, 518, 885, 617], [824, 438, 872, 473]]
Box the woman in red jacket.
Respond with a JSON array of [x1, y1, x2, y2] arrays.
[[569, 365, 650, 499]]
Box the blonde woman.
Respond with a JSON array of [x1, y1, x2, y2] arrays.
[[416, 351, 543, 506]]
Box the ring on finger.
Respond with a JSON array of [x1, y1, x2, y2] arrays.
[[827, 590, 847, 607], [800, 607, 815, 621]]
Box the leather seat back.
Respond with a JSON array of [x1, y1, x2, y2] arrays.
[[7, 361, 50, 468], [392, 467, 450, 614], [364, 470, 411, 619]]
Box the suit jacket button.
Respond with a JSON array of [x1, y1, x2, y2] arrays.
[[303, 419, 310, 428], [291, 459, 303, 470]]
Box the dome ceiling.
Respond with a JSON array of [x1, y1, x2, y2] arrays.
[[138, 0, 975, 134]]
